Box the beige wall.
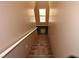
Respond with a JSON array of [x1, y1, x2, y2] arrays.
[[49, 1, 79, 57], [35, 1, 49, 26], [0, 1, 36, 55]]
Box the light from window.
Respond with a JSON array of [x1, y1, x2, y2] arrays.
[[39, 9, 46, 15], [40, 17, 46, 22]]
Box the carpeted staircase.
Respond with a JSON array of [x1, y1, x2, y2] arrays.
[[28, 34, 53, 58]]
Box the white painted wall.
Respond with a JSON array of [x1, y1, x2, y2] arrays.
[[0, 1, 36, 55], [49, 2, 79, 57]]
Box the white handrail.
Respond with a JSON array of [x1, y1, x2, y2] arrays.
[[0, 27, 37, 58]]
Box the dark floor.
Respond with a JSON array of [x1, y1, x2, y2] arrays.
[[28, 34, 53, 58]]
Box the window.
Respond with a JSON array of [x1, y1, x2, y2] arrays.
[[40, 17, 46, 22], [39, 9, 46, 15], [39, 9, 46, 23]]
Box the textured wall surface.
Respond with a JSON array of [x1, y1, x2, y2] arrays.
[[0, 1, 36, 55], [48, 2, 79, 57]]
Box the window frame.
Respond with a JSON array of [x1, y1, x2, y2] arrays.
[[39, 8, 46, 23]]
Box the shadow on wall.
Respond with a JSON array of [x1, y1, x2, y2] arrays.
[[68, 56, 78, 58]]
